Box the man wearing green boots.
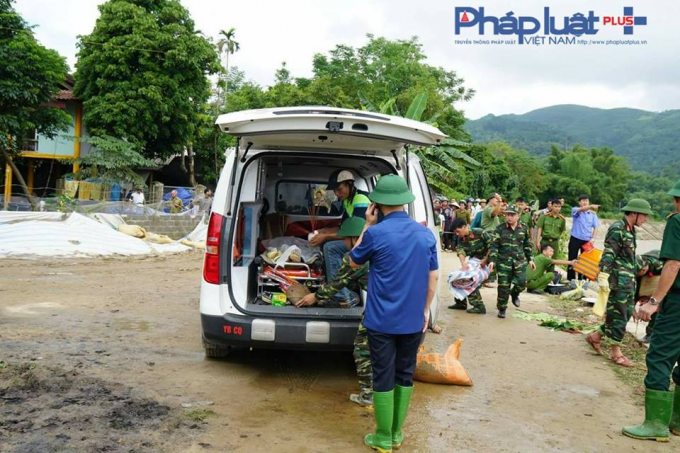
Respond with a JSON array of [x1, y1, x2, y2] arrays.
[[349, 175, 439, 452], [623, 181, 680, 442]]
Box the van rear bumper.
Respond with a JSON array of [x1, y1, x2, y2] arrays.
[[201, 313, 359, 351]]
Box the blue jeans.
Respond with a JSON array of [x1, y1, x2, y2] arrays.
[[323, 240, 350, 301]]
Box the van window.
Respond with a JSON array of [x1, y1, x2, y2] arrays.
[[275, 181, 339, 217]]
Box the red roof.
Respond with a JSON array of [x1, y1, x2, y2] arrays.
[[54, 74, 78, 101]]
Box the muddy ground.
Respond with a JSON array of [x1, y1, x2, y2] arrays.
[[0, 250, 672, 452]]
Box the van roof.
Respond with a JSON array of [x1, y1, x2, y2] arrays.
[[215, 106, 446, 155]]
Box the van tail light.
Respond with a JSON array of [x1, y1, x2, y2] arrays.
[[420, 221, 427, 226], [203, 212, 223, 284]]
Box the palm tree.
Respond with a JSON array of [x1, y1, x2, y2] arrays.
[[216, 28, 240, 109]]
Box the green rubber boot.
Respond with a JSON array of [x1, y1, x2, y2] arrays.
[[364, 390, 394, 452], [391, 385, 413, 450], [670, 386, 680, 436], [622, 388, 673, 442]]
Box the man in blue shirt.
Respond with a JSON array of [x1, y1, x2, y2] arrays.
[[349, 175, 439, 453], [568, 194, 600, 282]]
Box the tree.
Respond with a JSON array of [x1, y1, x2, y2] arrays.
[[216, 28, 239, 109], [74, 0, 221, 161], [1, 0, 71, 207], [64, 135, 156, 187]]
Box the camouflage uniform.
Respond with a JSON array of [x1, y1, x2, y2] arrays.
[[636, 251, 664, 337], [598, 218, 637, 345], [454, 228, 493, 310], [315, 254, 371, 399], [489, 221, 533, 309]]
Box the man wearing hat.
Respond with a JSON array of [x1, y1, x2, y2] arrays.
[[488, 204, 535, 318], [310, 169, 371, 304], [349, 175, 438, 452], [568, 195, 600, 282], [585, 199, 652, 367], [623, 184, 680, 441], [296, 217, 373, 407]]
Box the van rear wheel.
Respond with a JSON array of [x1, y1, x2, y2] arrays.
[[202, 335, 233, 358]]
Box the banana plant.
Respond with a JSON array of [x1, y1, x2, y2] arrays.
[[360, 90, 481, 196]]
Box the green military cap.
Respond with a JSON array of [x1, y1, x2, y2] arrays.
[[668, 180, 680, 197], [621, 198, 653, 215], [504, 204, 519, 214], [337, 216, 366, 238], [369, 175, 415, 206]]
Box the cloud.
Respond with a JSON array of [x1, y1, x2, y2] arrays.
[[14, 0, 679, 119]]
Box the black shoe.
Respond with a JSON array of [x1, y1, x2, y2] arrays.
[[497, 308, 506, 319], [448, 302, 467, 310], [528, 289, 545, 295], [511, 294, 520, 307]]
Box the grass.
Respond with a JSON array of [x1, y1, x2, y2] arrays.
[[543, 295, 650, 401], [184, 409, 216, 422]]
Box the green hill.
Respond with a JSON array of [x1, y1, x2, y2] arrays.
[[465, 105, 680, 175]]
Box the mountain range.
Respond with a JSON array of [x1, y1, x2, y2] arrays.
[[464, 104, 680, 175]]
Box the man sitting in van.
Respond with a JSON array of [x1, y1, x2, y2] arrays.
[[309, 170, 370, 304], [296, 217, 373, 407]]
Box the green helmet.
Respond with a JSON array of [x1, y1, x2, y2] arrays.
[[668, 180, 680, 198], [368, 175, 415, 206], [621, 198, 653, 215], [337, 216, 366, 238], [504, 204, 519, 214]]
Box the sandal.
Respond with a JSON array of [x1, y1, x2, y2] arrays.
[[585, 334, 602, 355], [611, 355, 634, 367]]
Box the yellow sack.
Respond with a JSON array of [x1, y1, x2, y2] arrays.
[[593, 286, 609, 317], [117, 224, 147, 238], [181, 239, 206, 249], [414, 339, 473, 386], [145, 232, 173, 244]]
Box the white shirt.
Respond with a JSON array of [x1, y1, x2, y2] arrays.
[[131, 192, 145, 206]]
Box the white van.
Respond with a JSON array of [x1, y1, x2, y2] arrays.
[[200, 107, 445, 357]]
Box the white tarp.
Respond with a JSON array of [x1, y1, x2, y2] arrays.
[[0, 212, 190, 258], [0, 212, 64, 223]]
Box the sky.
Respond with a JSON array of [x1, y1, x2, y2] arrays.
[[15, 0, 679, 119]]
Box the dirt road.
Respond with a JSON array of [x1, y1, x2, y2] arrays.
[[0, 251, 671, 452]]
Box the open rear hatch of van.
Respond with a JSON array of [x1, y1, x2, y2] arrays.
[[215, 107, 446, 156], [216, 107, 445, 320]]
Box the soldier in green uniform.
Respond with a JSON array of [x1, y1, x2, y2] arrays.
[[584, 199, 652, 367], [526, 244, 575, 293], [481, 193, 502, 232], [622, 182, 680, 442], [449, 218, 493, 314], [635, 251, 665, 343], [488, 204, 535, 318], [535, 198, 566, 254], [295, 217, 372, 407], [516, 197, 533, 230]]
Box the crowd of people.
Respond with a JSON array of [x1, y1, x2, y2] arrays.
[[435, 182, 680, 444], [274, 167, 680, 449]]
